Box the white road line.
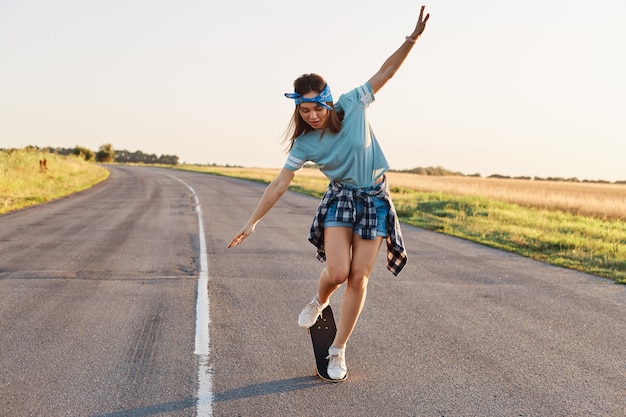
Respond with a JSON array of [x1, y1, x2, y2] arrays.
[[168, 175, 213, 417]]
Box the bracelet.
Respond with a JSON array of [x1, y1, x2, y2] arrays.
[[405, 36, 416, 44]]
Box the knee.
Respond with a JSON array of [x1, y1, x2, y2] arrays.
[[347, 269, 370, 290], [325, 265, 350, 286]]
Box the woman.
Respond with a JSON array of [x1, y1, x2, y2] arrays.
[[229, 5, 430, 381]]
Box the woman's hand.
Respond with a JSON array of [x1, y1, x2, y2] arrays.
[[410, 5, 430, 39], [228, 223, 255, 248]]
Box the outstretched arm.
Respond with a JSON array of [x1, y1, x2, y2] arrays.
[[368, 5, 430, 94], [228, 167, 296, 248]]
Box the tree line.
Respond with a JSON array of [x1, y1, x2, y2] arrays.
[[20, 144, 179, 165]]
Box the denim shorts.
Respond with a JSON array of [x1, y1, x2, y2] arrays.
[[323, 196, 389, 237]]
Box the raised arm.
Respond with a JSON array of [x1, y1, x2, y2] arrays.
[[368, 5, 430, 94], [228, 167, 296, 248]]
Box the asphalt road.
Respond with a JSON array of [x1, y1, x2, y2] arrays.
[[1, 165, 625, 417]]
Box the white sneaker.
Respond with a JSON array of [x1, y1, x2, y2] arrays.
[[326, 346, 347, 380], [297, 296, 329, 328]]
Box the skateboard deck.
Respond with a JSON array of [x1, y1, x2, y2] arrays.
[[309, 305, 346, 382]]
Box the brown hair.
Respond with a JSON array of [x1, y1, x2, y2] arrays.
[[282, 73, 343, 152]]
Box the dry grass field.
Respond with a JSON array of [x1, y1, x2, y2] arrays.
[[386, 173, 626, 221]]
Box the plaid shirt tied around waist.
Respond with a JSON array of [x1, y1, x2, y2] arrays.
[[308, 176, 408, 276]]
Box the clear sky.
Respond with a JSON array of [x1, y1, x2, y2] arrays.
[[1, 0, 625, 181]]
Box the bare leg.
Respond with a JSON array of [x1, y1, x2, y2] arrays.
[[316, 227, 353, 305], [332, 234, 383, 349]]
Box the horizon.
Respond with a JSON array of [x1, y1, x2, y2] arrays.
[[5, 143, 626, 184]]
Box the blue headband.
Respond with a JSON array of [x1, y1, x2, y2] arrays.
[[284, 83, 333, 110]]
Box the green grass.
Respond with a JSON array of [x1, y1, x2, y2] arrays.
[[0, 148, 109, 214], [175, 165, 626, 284], [392, 189, 626, 283]]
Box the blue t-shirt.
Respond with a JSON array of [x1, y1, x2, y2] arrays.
[[284, 82, 390, 187]]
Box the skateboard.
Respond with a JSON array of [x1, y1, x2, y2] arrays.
[[309, 305, 346, 382]]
